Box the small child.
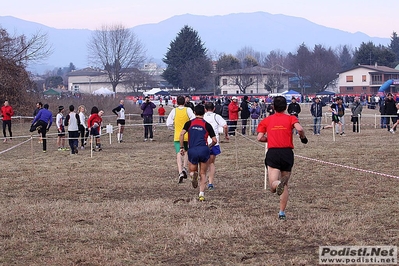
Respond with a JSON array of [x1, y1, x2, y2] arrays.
[[158, 104, 166, 123]]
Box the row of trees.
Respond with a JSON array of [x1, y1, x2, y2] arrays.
[[161, 26, 399, 94], [2, 23, 399, 112]]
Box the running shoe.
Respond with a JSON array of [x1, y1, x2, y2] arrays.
[[58, 147, 63, 151], [182, 168, 188, 179], [390, 129, 395, 134], [208, 184, 214, 190], [276, 176, 289, 196], [278, 214, 287, 221], [178, 172, 185, 184], [198, 195, 205, 202], [192, 172, 198, 188]]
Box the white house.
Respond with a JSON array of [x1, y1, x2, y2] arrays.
[[217, 66, 294, 95]]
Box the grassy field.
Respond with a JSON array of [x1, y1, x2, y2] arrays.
[[0, 102, 398, 265]]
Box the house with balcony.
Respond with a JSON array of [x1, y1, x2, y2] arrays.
[[217, 66, 294, 95], [337, 64, 399, 95]]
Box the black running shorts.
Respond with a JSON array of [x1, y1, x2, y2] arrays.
[[117, 119, 125, 125], [265, 148, 294, 172]]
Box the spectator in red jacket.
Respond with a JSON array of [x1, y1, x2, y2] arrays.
[[1, 100, 14, 142], [158, 104, 166, 123], [228, 96, 240, 136]]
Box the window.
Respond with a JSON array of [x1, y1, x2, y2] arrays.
[[249, 78, 253, 83], [346, 76, 353, 82], [222, 90, 228, 95], [362, 86, 367, 90], [222, 78, 227, 85], [362, 75, 367, 82], [250, 90, 253, 94], [372, 75, 382, 84], [346, 87, 354, 91], [236, 90, 239, 94]]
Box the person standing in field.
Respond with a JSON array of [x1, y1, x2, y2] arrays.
[[1, 100, 14, 142], [141, 96, 156, 141], [158, 104, 166, 123], [179, 104, 217, 201], [56, 106, 67, 151], [64, 105, 81, 155], [30, 104, 53, 153], [240, 95, 250, 135], [203, 101, 229, 190], [350, 96, 363, 133], [166, 95, 196, 184], [384, 93, 397, 132], [310, 97, 323, 135], [112, 100, 126, 143], [228, 96, 240, 136], [78, 105, 88, 149], [257, 96, 308, 221], [250, 101, 261, 135]]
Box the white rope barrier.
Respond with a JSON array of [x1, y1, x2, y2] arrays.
[[2, 115, 399, 182], [0, 138, 32, 155], [234, 130, 399, 188]]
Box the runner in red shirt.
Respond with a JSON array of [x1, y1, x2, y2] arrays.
[[257, 96, 308, 221]]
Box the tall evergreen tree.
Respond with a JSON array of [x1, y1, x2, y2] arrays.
[[338, 45, 354, 71], [162, 25, 211, 91], [389, 31, 399, 62], [354, 41, 396, 67], [216, 54, 240, 72]]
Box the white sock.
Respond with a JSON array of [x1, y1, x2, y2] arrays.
[[199, 191, 204, 197]]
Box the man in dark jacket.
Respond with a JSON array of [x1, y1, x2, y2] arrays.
[[383, 93, 397, 132], [310, 97, 323, 135], [240, 96, 250, 135], [287, 97, 301, 118], [221, 99, 230, 120], [214, 99, 223, 116]]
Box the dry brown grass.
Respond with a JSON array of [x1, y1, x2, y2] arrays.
[[0, 104, 398, 265]]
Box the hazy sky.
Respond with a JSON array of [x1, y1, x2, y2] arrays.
[[2, 0, 398, 38]]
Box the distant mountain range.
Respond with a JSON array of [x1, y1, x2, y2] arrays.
[[0, 12, 390, 74]]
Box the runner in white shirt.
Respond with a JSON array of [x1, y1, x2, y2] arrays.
[[203, 101, 229, 190], [112, 100, 126, 143]]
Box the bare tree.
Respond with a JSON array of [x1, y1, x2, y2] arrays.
[[0, 28, 52, 66], [88, 24, 146, 93]]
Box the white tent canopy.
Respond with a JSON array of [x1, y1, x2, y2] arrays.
[[92, 87, 115, 96], [143, 88, 161, 96]]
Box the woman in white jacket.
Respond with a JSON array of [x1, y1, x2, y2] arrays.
[[78, 105, 88, 149]]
